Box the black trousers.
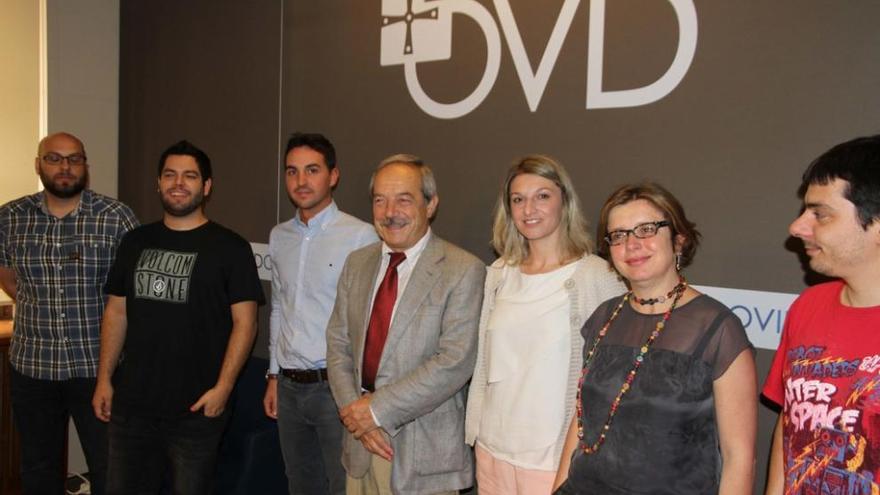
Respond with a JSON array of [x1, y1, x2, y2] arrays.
[[10, 368, 108, 495]]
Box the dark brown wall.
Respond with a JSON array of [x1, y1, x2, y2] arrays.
[[119, 2, 880, 492], [119, 0, 283, 355], [280, 1, 880, 294], [120, 0, 282, 240]]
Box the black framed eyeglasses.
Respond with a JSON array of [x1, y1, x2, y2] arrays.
[[605, 220, 671, 246], [41, 152, 87, 166]]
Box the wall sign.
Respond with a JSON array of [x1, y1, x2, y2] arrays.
[[380, 0, 698, 118]]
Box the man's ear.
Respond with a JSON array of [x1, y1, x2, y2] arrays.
[[426, 195, 439, 220]]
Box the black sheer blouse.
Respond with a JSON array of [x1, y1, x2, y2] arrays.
[[559, 294, 752, 495]]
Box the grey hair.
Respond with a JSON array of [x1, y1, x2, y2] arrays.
[[369, 153, 438, 202]]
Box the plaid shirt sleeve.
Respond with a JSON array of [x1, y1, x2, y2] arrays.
[[0, 204, 11, 267]]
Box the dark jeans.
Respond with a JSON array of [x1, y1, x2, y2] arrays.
[[553, 480, 580, 494], [10, 368, 108, 495], [277, 377, 345, 495], [106, 409, 230, 495]]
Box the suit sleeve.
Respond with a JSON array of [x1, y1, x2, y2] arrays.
[[326, 253, 362, 409], [370, 256, 486, 435]]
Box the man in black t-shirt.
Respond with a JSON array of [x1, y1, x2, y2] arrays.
[[92, 140, 265, 494]]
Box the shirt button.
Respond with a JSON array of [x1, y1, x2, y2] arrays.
[[63, 337, 70, 344], [57, 265, 63, 270], [60, 313, 66, 318], [59, 288, 64, 294], [55, 243, 62, 248]]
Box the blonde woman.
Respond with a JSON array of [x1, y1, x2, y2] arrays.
[[465, 155, 624, 494]]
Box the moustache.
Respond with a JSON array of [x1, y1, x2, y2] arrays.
[[294, 187, 313, 194], [380, 217, 409, 229]]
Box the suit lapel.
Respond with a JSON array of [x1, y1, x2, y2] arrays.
[[353, 246, 383, 373], [380, 236, 444, 360]]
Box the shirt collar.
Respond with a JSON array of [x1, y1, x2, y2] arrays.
[[36, 189, 93, 218], [381, 228, 432, 261], [293, 200, 339, 232]]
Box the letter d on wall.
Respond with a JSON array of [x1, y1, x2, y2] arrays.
[[586, 0, 697, 109]]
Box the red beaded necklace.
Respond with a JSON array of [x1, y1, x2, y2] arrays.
[[575, 277, 688, 455]]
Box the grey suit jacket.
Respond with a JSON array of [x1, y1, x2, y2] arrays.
[[326, 234, 485, 495]]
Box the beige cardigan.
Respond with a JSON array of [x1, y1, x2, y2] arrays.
[[465, 254, 626, 467]]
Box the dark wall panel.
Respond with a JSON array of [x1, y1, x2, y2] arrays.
[[120, 0, 282, 241], [119, 0, 283, 356], [119, 2, 880, 493], [281, 1, 880, 294]]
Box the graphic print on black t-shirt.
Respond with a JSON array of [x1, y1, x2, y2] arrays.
[[134, 248, 197, 303]]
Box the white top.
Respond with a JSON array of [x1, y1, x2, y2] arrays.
[[465, 255, 627, 469], [477, 261, 577, 470]]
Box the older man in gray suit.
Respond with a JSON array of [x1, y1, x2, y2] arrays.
[[326, 154, 485, 495]]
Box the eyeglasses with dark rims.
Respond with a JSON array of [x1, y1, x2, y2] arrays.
[[41, 152, 87, 166], [605, 220, 671, 246]]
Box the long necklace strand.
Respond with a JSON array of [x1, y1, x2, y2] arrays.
[[575, 277, 687, 455]]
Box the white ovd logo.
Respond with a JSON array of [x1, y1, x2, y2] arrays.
[[380, 0, 698, 119]]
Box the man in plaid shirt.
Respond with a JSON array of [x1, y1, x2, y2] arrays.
[[0, 132, 138, 495]]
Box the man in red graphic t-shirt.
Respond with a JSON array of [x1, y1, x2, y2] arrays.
[[764, 135, 880, 495]]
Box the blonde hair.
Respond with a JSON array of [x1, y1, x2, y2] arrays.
[[491, 154, 593, 264]]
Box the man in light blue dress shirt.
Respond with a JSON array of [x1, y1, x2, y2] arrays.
[[263, 133, 378, 495]]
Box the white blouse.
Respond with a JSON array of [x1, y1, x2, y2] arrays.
[[477, 261, 577, 470]]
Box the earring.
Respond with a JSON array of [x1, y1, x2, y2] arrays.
[[675, 253, 682, 272]]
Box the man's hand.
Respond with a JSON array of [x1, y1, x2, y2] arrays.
[[92, 380, 114, 422], [263, 378, 278, 419], [190, 385, 232, 417], [359, 428, 394, 461], [340, 394, 378, 438]]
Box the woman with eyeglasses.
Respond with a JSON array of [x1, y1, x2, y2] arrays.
[[465, 155, 625, 494], [553, 182, 756, 494]]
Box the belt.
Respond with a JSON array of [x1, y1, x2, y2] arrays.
[[280, 368, 329, 384]]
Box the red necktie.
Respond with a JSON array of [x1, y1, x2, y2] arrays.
[[362, 252, 406, 391]]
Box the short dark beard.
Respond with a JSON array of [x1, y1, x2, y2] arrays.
[[39, 169, 87, 199], [160, 189, 205, 217]]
